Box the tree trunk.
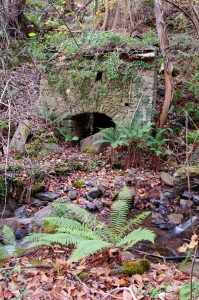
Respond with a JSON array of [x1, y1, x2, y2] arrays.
[[0, 0, 28, 37], [101, 0, 109, 31], [155, 0, 174, 128]]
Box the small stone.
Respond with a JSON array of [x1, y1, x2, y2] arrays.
[[180, 199, 188, 209], [15, 227, 29, 240], [127, 169, 136, 176], [86, 203, 97, 211], [87, 188, 101, 200], [30, 198, 47, 207], [85, 180, 95, 187], [34, 192, 60, 202], [159, 223, 173, 230], [68, 190, 78, 200], [14, 205, 28, 218], [182, 191, 194, 199], [193, 195, 199, 202], [95, 200, 103, 210], [160, 172, 174, 187], [124, 177, 132, 185], [168, 213, 183, 225], [164, 191, 175, 200]]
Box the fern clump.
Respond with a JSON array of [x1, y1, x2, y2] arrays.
[[0, 226, 15, 260], [25, 187, 155, 262]]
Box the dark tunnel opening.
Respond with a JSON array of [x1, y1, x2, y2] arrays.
[[70, 113, 115, 139]]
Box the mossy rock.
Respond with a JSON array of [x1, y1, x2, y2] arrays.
[[67, 160, 85, 171], [83, 148, 96, 155], [78, 272, 89, 280], [111, 259, 150, 276], [12, 178, 25, 188], [54, 165, 69, 175], [32, 182, 45, 194], [73, 180, 84, 189]]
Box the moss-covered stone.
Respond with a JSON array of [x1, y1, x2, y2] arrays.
[[122, 259, 150, 276], [54, 165, 69, 175], [78, 272, 89, 280], [111, 259, 151, 276], [73, 180, 84, 189], [32, 182, 45, 194]]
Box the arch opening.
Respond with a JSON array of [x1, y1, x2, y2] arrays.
[[69, 113, 115, 139]]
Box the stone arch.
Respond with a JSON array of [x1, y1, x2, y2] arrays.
[[64, 112, 115, 139]]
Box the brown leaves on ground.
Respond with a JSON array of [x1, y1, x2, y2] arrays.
[[0, 251, 194, 300]]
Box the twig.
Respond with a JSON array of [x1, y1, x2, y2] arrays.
[[190, 242, 198, 300], [77, 0, 94, 16], [0, 265, 52, 271]]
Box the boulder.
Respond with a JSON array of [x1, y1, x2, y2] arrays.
[[31, 205, 55, 231], [173, 166, 199, 195], [41, 143, 60, 157], [80, 132, 109, 154], [10, 120, 30, 150]]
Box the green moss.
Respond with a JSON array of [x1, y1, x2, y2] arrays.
[[54, 165, 69, 175], [122, 259, 150, 276], [78, 272, 89, 280], [15, 153, 25, 160], [32, 182, 45, 194], [83, 148, 96, 154], [13, 178, 24, 188], [73, 180, 84, 189]]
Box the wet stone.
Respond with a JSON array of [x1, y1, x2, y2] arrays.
[[182, 191, 194, 199], [86, 203, 97, 211], [34, 192, 60, 202], [68, 190, 78, 200], [160, 172, 174, 187], [124, 177, 132, 185], [168, 213, 183, 225], [87, 188, 101, 200], [193, 195, 199, 202], [85, 180, 95, 187]]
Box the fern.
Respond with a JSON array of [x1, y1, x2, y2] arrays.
[[117, 212, 151, 239], [26, 187, 155, 262], [0, 244, 7, 260], [116, 228, 155, 248], [69, 240, 111, 262], [54, 203, 106, 230], [109, 201, 129, 238], [2, 226, 15, 245]]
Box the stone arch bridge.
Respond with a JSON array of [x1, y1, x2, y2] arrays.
[[37, 48, 157, 138]]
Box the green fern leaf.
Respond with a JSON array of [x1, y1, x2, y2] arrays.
[[45, 216, 82, 231], [0, 244, 8, 259], [116, 228, 155, 248], [109, 201, 129, 238], [116, 186, 132, 206], [56, 203, 106, 230], [117, 212, 151, 240], [69, 240, 111, 262], [2, 226, 15, 245]]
